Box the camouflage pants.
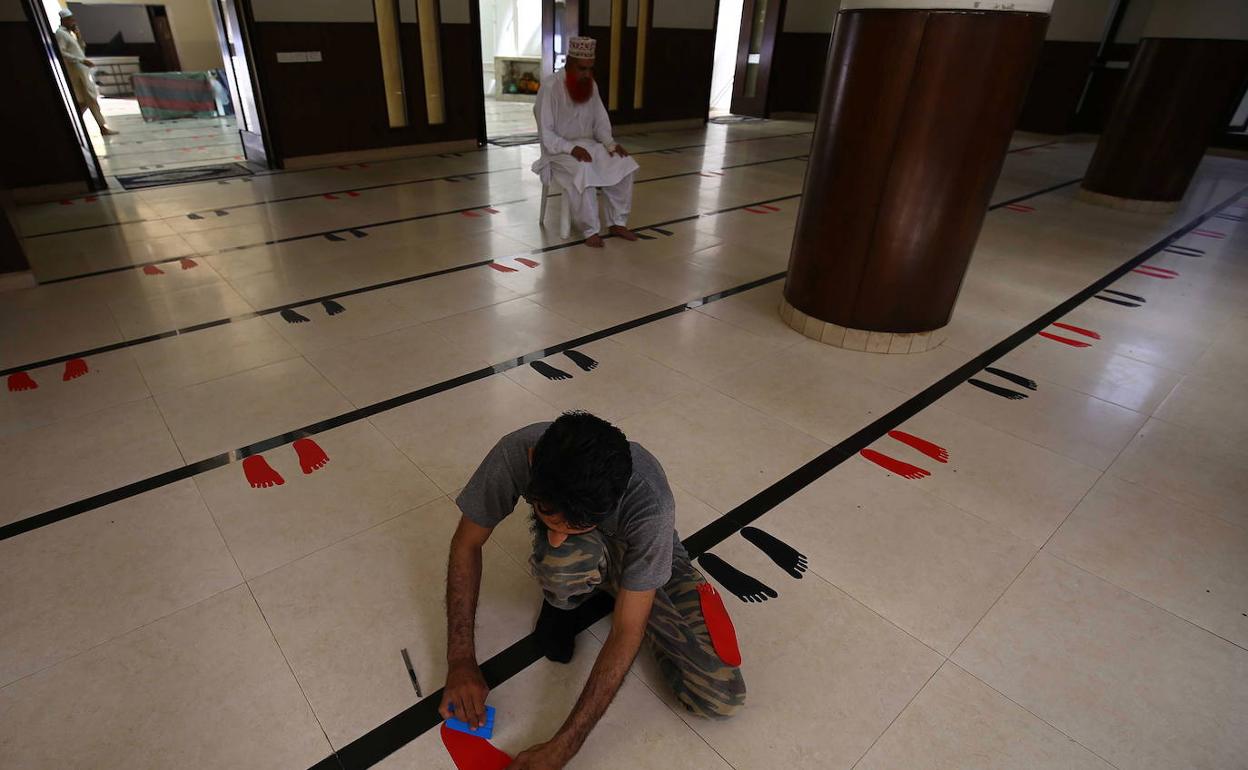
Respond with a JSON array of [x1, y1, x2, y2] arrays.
[[530, 530, 746, 719]]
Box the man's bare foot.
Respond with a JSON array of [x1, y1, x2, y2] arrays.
[[608, 225, 638, 241], [101, 127, 119, 136], [585, 234, 604, 248]]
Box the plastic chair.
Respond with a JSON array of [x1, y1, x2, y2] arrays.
[[539, 178, 573, 239]]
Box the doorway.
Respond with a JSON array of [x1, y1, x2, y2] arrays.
[[729, 0, 784, 117], [36, 0, 270, 190], [477, 0, 547, 144]]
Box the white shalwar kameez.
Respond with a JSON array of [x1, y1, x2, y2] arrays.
[[532, 70, 639, 238], [54, 25, 108, 130]]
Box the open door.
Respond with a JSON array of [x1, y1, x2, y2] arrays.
[[542, 0, 580, 76], [24, 0, 105, 190], [212, 0, 273, 166], [730, 0, 784, 117]]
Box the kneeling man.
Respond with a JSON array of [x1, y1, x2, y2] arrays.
[[533, 36, 639, 247], [441, 412, 745, 768]]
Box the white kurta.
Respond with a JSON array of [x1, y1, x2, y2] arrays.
[[55, 26, 99, 104], [532, 70, 639, 237]]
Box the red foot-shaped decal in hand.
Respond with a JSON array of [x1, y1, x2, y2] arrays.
[[860, 449, 931, 480], [440, 723, 512, 770], [243, 455, 285, 488], [7, 372, 38, 392], [180, 257, 198, 270], [293, 438, 330, 474], [1050, 322, 1100, 340], [142, 264, 165, 275], [1039, 331, 1091, 348], [697, 582, 742, 666], [887, 430, 949, 463], [62, 358, 89, 381]]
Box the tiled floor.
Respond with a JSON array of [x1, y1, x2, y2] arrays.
[[3, 119, 1247, 769], [485, 96, 538, 139], [92, 96, 246, 187]]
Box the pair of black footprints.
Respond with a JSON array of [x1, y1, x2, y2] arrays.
[[530, 350, 598, 380], [697, 527, 808, 603], [280, 300, 346, 324]]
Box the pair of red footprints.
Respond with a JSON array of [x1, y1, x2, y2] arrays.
[[489, 257, 539, 273], [860, 430, 950, 481], [242, 438, 330, 488], [143, 258, 197, 275], [7, 359, 89, 392], [1039, 321, 1100, 349]]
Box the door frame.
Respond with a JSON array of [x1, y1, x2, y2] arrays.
[[730, 0, 785, 117], [24, 0, 106, 191], [210, 0, 276, 166]]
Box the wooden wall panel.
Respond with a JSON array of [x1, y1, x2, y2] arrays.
[[1016, 40, 1097, 134], [582, 24, 715, 125], [769, 32, 831, 114]]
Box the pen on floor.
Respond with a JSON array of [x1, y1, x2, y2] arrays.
[[401, 648, 422, 697]]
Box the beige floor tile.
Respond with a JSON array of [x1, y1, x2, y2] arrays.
[[196, 421, 442, 578], [428, 298, 591, 365], [0, 481, 241, 685], [1189, 324, 1248, 384], [634, 535, 943, 770], [1108, 417, 1248, 529], [370, 375, 559, 495], [249, 498, 536, 747], [615, 311, 789, 383], [693, 281, 807, 345], [857, 663, 1114, 770], [154, 357, 353, 462], [0, 300, 124, 372], [260, 289, 435, 355], [0, 349, 151, 438], [529, 277, 675, 329], [306, 323, 489, 407], [1153, 373, 1248, 443], [375, 639, 734, 770], [0, 586, 329, 769], [712, 344, 908, 444], [953, 553, 1248, 770], [130, 316, 299, 394], [619, 388, 827, 513], [939, 375, 1148, 470], [883, 406, 1103, 546], [503, 338, 700, 423], [1047, 474, 1248, 648], [107, 280, 256, 339], [0, 398, 184, 526], [374, 266, 521, 325], [763, 462, 1034, 654]]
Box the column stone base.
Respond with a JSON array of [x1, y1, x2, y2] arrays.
[[1077, 187, 1180, 214], [779, 297, 947, 354]]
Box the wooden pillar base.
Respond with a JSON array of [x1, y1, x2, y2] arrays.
[[1076, 187, 1180, 214], [780, 297, 947, 354]]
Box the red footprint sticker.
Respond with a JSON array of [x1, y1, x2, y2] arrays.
[[347, 191, 360, 198], [62, 358, 89, 381], [1039, 331, 1091, 348], [59, 199, 73, 206], [142, 264, 164, 275], [323, 193, 339, 200], [697, 583, 742, 666], [7, 372, 38, 392], [1050, 322, 1100, 340], [440, 724, 512, 770], [243, 455, 285, 488], [489, 262, 517, 273], [887, 430, 949, 463], [515, 257, 540, 268], [1192, 229, 1225, 239], [1006, 203, 1035, 213], [744, 207, 769, 214], [180, 257, 198, 270], [1133, 266, 1178, 279], [293, 438, 330, 474], [860, 449, 931, 480]]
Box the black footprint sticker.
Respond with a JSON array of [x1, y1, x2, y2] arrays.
[[280, 308, 310, 324], [741, 527, 807, 579], [322, 300, 345, 316], [984, 367, 1037, 391], [969, 379, 1028, 400], [563, 350, 598, 372], [697, 553, 777, 603], [531, 361, 572, 381], [1103, 289, 1145, 303], [1095, 296, 1141, 307]]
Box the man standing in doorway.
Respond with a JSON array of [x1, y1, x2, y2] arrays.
[[55, 9, 118, 136], [533, 36, 637, 247]]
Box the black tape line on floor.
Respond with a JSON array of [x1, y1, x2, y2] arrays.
[[305, 181, 1248, 770], [25, 130, 818, 239], [0, 177, 1082, 536], [37, 151, 813, 285]]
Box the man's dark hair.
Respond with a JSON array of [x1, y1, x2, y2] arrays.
[[527, 411, 632, 529]]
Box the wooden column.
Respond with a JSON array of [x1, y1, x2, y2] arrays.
[[781, 5, 1050, 353]]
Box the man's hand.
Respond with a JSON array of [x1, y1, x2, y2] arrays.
[[609, 145, 629, 158], [83, 59, 95, 67], [571, 146, 592, 163], [439, 658, 490, 728], [508, 740, 570, 769]]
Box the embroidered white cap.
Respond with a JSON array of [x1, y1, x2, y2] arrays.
[[59, 9, 74, 17], [567, 36, 596, 60]]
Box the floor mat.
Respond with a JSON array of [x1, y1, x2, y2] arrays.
[[115, 163, 254, 190], [709, 115, 764, 125], [488, 133, 540, 147]]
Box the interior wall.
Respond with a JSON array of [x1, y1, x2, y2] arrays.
[[70, 0, 223, 71], [771, 0, 837, 114], [1016, 0, 1111, 134]]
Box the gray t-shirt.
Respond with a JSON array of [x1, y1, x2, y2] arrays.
[[455, 422, 687, 591]]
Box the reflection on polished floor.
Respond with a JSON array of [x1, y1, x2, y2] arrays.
[[90, 96, 246, 188], [3, 118, 1247, 769]]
